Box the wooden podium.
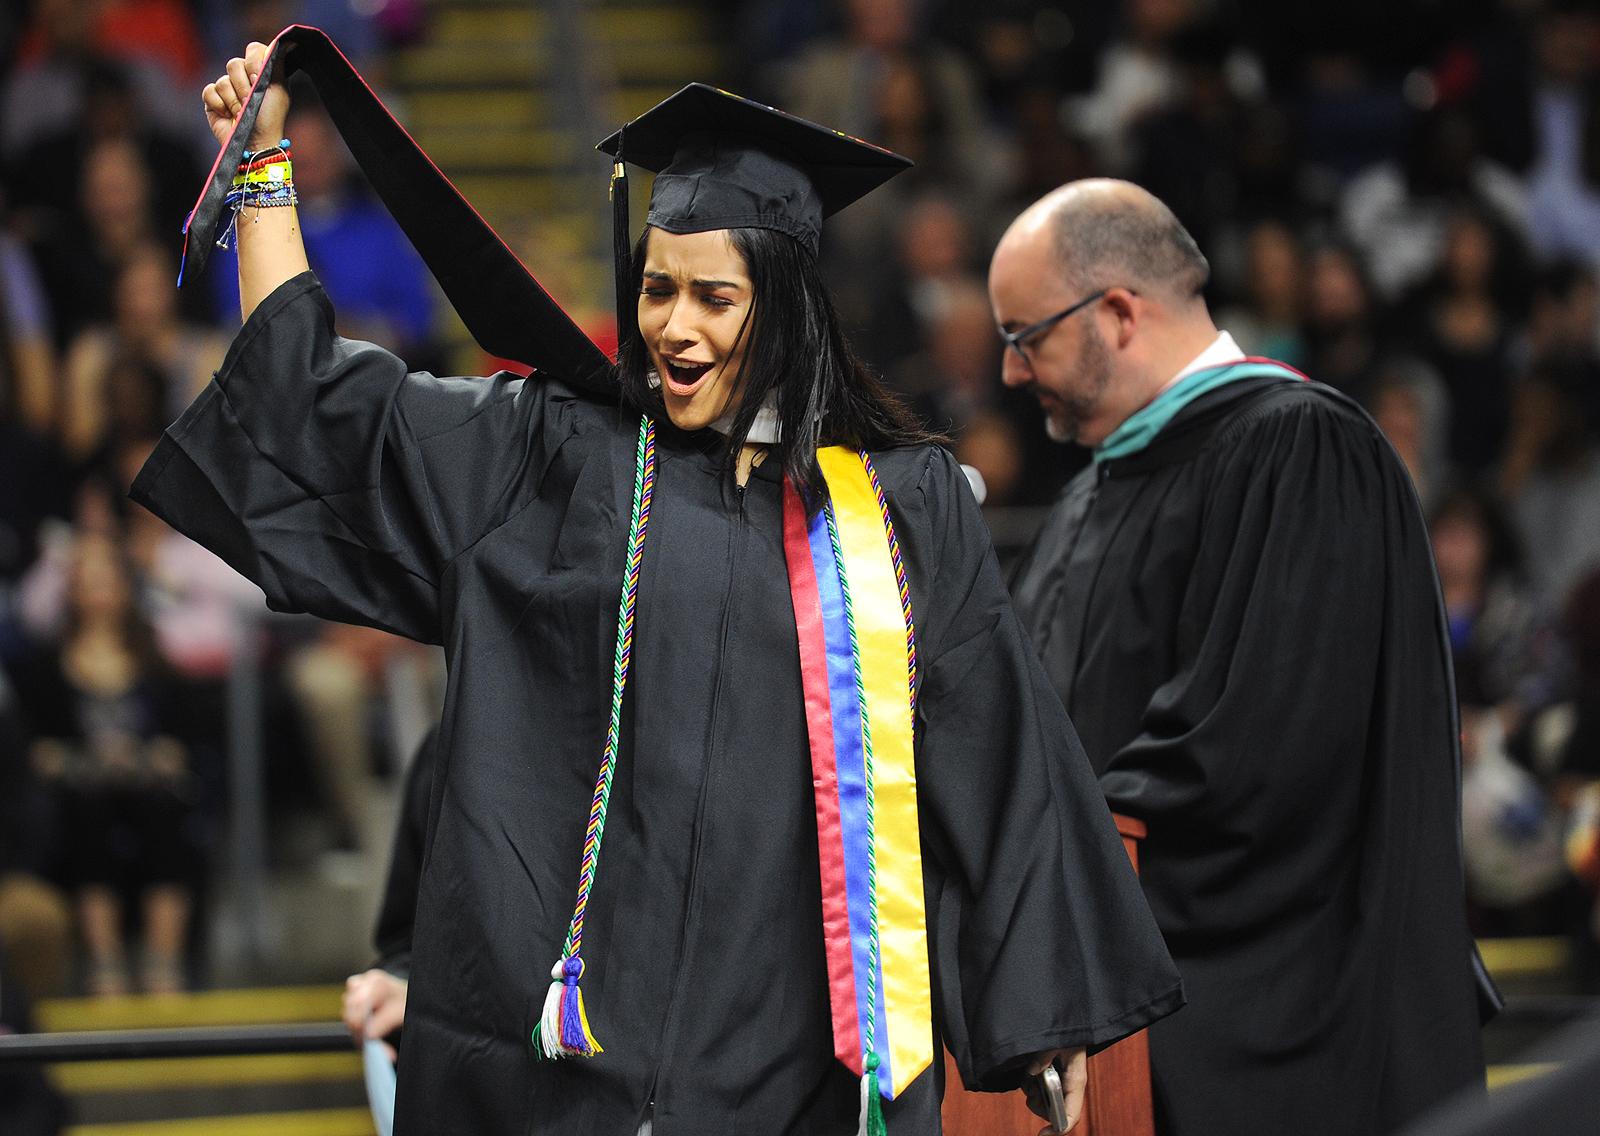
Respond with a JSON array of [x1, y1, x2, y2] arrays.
[[939, 814, 1154, 1136]]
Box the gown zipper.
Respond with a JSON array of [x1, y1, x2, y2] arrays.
[[639, 483, 747, 1129]]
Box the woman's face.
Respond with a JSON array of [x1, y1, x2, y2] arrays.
[[637, 228, 755, 432]]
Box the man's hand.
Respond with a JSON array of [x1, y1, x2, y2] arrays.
[[1022, 1047, 1088, 1134], [342, 968, 408, 1062], [202, 41, 289, 149]]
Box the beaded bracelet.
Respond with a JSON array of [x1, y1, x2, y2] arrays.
[[216, 138, 297, 249]]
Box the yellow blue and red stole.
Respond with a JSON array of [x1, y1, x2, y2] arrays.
[[782, 447, 933, 1123]]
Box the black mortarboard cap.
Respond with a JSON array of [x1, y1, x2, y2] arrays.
[[595, 84, 912, 255], [595, 84, 911, 345]]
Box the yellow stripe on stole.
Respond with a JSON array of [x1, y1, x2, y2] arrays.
[[817, 448, 933, 1097]]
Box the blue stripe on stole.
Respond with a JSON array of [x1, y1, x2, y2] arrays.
[[806, 503, 893, 1090]]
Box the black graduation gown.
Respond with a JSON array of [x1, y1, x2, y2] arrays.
[[1009, 375, 1494, 1136], [131, 274, 1183, 1135], [374, 726, 437, 979]]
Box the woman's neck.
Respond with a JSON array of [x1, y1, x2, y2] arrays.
[[735, 442, 767, 487]]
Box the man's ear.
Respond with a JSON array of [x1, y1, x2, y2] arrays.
[[1102, 286, 1139, 349]]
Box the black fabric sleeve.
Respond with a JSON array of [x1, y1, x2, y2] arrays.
[[130, 273, 586, 644], [910, 449, 1183, 1091]]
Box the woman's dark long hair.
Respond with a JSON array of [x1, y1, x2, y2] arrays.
[[616, 225, 941, 505]]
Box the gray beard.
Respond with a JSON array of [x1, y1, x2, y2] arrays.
[[1043, 328, 1112, 445]]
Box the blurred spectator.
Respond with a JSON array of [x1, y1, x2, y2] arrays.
[[1518, 565, 1600, 985], [286, 625, 439, 857], [936, 0, 1116, 103], [1300, 240, 1383, 397], [0, 667, 71, 1001], [25, 137, 214, 346], [1398, 206, 1530, 476], [1437, 0, 1541, 176], [1126, 20, 1258, 257], [860, 192, 979, 372], [996, 83, 1101, 211], [1432, 486, 1540, 717], [0, 0, 195, 159], [1519, 260, 1600, 431], [1499, 359, 1600, 617], [91, 0, 207, 89], [13, 530, 199, 995], [61, 242, 227, 473], [888, 277, 1001, 425], [6, 57, 205, 252], [1340, 106, 1526, 302], [1215, 218, 1308, 367], [0, 195, 57, 434], [116, 438, 268, 688], [211, 97, 438, 361], [1290, 49, 1411, 187], [952, 411, 1025, 507], [1552, 568, 1600, 786], [885, 278, 1066, 505], [1065, 0, 1197, 172], [0, 219, 70, 665], [1366, 356, 1452, 511], [771, 0, 1004, 331], [1524, 2, 1600, 270], [206, 0, 423, 75]]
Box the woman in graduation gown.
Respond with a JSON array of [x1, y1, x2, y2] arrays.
[[133, 37, 1182, 1135]]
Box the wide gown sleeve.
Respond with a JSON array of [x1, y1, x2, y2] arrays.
[[130, 272, 586, 644], [911, 449, 1183, 1091]]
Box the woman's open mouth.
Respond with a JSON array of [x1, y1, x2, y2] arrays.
[[662, 358, 715, 396]]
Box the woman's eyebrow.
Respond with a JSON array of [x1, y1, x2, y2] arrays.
[[641, 269, 745, 289]]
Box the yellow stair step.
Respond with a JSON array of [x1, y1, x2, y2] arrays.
[[66, 1107, 375, 1136], [1486, 1062, 1560, 1090], [590, 9, 706, 42], [432, 7, 548, 42], [1477, 937, 1570, 980], [51, 1051, 362, 1095], [406, 90, 551, 130], [392, 43, 549, 86], [37, 987, 343, 1033]]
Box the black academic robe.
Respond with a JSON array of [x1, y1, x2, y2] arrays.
[[374, 726, 437, 980], [1009, 375, 1494, 1136], [132, 274, 1183, 1135]]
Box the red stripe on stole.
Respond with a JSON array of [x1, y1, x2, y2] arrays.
[[782, 479, 862, 1066]]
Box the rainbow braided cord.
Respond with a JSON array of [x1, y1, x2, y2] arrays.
[[534, 415, 656, 1060]]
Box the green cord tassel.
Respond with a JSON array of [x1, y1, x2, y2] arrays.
[[863, 1052, 888, 1136]]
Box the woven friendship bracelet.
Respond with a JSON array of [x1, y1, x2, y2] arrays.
[[215, 137, 298, 250]]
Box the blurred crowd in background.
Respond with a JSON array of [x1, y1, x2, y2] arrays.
[[2, 0, 1600, 1014]]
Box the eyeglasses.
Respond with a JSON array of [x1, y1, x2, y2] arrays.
[[998, 288, 1109, 364]]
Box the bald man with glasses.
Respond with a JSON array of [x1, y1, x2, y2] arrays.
[[989, 179, 1497, 1136]]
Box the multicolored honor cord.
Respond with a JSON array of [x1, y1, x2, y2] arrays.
[[783, 448, 933, 1125], [534, 415, 656, 1060]]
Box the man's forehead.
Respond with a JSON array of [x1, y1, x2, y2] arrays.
[[990, 241, 1069, 318]]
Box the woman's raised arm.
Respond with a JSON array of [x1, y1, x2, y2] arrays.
[[203, 41, 309, 322]]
